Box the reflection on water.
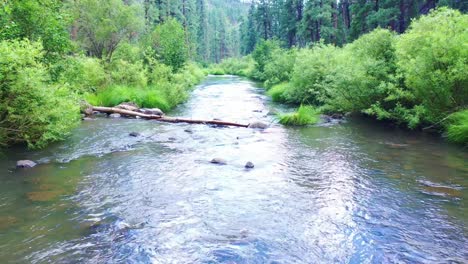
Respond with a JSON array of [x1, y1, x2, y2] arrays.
[[0, 76, 467, 263]]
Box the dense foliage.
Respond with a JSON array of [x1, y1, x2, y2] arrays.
[[1, 0, 249, 148], [0, 40, 80, 148], [214, 8, 468, 143], [240, 0, 467, 52]]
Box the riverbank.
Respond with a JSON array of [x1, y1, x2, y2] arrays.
[[208, 8, 468, 145]]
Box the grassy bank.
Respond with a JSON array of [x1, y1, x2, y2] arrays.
[[208, 8, 468, 144]]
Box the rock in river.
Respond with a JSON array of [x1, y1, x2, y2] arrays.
[[129, 132, 140, 137], [109, 113, 121, 118], [16, 160, 37, 169], [245, 161, 255, 169], [211, 158, 227, 165], [141, 108, 164, 116], [116, 102, 139, 112], [248, 121, 268, 129]]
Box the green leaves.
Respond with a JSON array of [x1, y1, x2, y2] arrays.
[[396, 8, 468, 125], [0, 40, 80, 148], [150, 18, 188, 72]]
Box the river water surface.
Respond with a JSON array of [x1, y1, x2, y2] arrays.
[[0, 76, 467, 263]]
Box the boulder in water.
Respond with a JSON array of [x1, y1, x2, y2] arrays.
[[80, 100, 94, 116], [16, 160, 36, 169], [129, 132, 140, 137], [245, 161, 255, 169], [116, 102, 139, 112], [109, 113, 121, 118], [248, 121, 268, 129], [211, 158, 227, 165], [141, 108, 164, 116]]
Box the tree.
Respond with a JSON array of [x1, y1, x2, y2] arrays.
[[151, 18, 188, 71], [0, 0, 71, 62], [71, 0, 144, 60]]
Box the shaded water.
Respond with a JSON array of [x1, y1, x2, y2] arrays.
[[0, 76, 467, 263]]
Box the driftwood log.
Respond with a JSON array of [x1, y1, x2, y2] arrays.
[[92, 106, 249, 128]]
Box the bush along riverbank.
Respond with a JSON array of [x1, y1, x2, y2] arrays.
[[208, 8, 468, 145], [0, 16, 205, 149]]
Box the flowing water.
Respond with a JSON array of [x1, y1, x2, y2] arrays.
[[0, 76, 467, 263]]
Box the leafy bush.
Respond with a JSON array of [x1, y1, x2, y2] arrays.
[[0, 40, 80, 148], [279, 105, 320, 126], [251, 40, 281, 80], [287, 43, 340, 105], [328, 29, 402, 115], [445, 110, 468, 144], [56, 56, 108, 94], [209, 68, 226, 75], [263, 48, 297, 88], [396, 8, 468, 125], [218, 56, 255, 77], [108, 59, 148, 87]]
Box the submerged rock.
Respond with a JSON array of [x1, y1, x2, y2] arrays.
[[109, 113, 121, 118], [129, 132, 140, 137], [248, 121, 268, 129], [16, 160, 36, 169], [211, 158, 227, 165], [245, 161, 255, 169], [184, 128, 193, 133], [141, 108, 164, 116], [27, 190, 63, 202]]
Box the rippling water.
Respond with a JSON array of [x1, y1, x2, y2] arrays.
[[0, 76, 467, 263]]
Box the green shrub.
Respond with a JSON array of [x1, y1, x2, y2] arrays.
[[279, 105, 320, 126], [267, 83, 289, 103], [288, 43, 340, 105], [0, 40, 80, 148], [396, 8, 468, 125], [251, 40, 281, 80], [209, 68, 226, 75], [108, 59, 148, 87], [328, 29, 402, 115], [445, 110, 468, 144], [218, 56, 255, 77], [263, 48, 297, 88], [112, 42, 143, 63], [57, 56, 108, 94]]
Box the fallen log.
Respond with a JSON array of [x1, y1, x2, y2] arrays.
[[91, 106, 249, 128]]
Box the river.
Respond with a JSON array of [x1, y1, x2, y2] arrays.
[[0, 75, 467, 263]]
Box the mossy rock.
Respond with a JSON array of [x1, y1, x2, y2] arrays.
[[27, 190, 64, 202]]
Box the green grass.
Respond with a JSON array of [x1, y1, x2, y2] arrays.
[[446, 110, 468, 144], [86, 85, 170, 112], [267, 82, 289, 103], [279, 105, 320, 126]]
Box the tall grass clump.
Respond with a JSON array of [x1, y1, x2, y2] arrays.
[[445, 110, 468, 144], [86, 85, 170, 112], [267, 83, 289, 103], [279, 105, 320, 126]]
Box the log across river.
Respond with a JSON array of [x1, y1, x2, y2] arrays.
[[92, 106, 250, 128], [0, 75, 467, 263]]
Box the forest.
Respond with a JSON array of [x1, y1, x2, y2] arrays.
[[0, 0, 467, 148]]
